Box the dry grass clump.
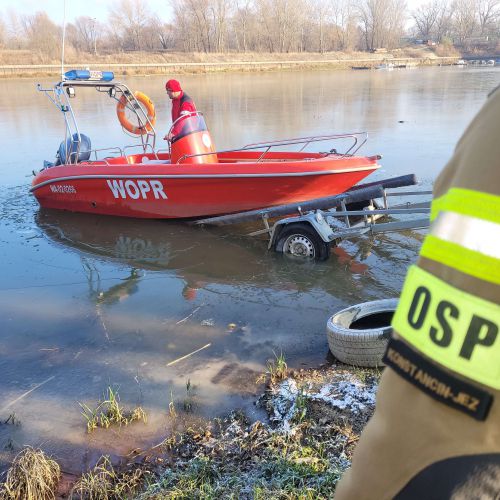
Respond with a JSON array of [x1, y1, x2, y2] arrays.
[[70, 456, 147, 500], [79, 387, 147, 433], [434, 42, 461, 57], [0, 447, 60, 500], [268, 351, 288, 384], [257, 351, 289, 385]]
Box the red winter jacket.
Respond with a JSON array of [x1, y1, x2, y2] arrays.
[[171, 92, 196, 122], [169, 92, 197, 139]]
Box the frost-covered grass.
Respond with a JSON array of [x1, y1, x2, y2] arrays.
[[70, 456, 148, 500], [138, 367, 379, 499], [1, 364, 379, 499], [139, 420, 345, 499]]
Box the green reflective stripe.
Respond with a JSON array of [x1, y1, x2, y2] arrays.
[[421, 235, 500, 285], [430, 194, 446, 221], [392, 266, 500, 390], [430, 188, 500, 223]]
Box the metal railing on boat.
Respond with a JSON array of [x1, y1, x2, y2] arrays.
[[37, 79, 158, 166], [176, 132, 369, 164]]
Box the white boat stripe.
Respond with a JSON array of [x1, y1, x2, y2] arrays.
[[30, 166, 378, 192], [431, 211, 500, 259]]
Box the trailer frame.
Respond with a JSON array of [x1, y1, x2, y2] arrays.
[[194, 174, 432, 261]]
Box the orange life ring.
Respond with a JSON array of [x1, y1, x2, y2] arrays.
[[116, 91, 156, 135]]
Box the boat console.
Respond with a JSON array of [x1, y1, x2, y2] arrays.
[[169, 113, 218, 164]]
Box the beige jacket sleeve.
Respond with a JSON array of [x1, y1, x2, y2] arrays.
[[335, 87, 500, 500]]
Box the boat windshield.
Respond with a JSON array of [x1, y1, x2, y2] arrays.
[[170, 113, 208, 143]]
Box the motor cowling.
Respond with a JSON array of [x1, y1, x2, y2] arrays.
[[169, 113, 217, 165], [55, 133, 92, 165]]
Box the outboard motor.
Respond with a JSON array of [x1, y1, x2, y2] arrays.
[[169, 113, 217, 165], [55, 133, 92, 166]]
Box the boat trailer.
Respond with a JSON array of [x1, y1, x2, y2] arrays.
[[194, 174, 431, 261]]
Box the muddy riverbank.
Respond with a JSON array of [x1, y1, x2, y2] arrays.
[[0, 47, 458, 78], [1, 360, 380, 498]]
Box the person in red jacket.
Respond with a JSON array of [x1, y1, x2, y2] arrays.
[[163, 79, 197, 141]]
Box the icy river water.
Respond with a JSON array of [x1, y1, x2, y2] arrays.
[[0, 66, 498, 472]]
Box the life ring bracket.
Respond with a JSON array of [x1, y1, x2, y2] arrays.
[[116, 91, 156, 136]]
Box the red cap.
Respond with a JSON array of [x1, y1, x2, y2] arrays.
[[165, 79, 181, 92], [182, 286, 198, 301]]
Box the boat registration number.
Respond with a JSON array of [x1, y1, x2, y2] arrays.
[[50, 184, 77, 194]]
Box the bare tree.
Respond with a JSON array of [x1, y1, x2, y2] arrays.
[[5, 1, 482, 57], [331, 0, 358, 50], [255, 0, 307, 53], [357, 0, 407, 50], [210, 0, 232, 52], [0, 16, 5, 48], [171, 0, 232, 52], [149, 17, 174, 50], [452, 0, 478, 44], [108, 0, 152, 50], [413, 0, 441, 39], [20, 11, 61, 59], [142, 21, 161, 50], [232, 0, 254, 51], [255, 0, 276, 51], [477, 0, 500, 34], [310, 0, 331, 52], [183, 0, 213, 52], [74, 16, 100, 54], [433, 1, 453, 41], [65, 22, 80, 52], [170, 0, 196, 51], [386, 0, 407, 48], [2, 9, 23, 49]]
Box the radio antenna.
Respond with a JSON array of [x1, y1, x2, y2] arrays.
[[61, 0, 67, 80]]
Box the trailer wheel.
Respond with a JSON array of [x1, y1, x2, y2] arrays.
[[275, 223, 330, 261]]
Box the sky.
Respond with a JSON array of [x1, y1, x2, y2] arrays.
[[2, 0, 429, 25], [2, 0, 173, 24]]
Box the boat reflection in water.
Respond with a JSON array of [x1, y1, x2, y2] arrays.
[[35, 208, 377, 303]]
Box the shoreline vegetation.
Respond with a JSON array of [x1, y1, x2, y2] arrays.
[[0, 360, 380, 499], [0, 47, 462, 78]]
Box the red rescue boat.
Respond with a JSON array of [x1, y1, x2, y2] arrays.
[[32, 72, 381, 219]]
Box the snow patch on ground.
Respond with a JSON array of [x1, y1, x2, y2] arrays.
[[311, 379, 377, 412], [269, 373, 377, 433]]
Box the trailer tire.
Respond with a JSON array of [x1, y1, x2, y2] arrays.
[[275, 223, 330, 261], [326, 298, 398, 367]]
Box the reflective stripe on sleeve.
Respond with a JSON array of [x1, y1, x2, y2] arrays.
[[424, 190, 500, 283], [431, 211, 500, 259], [431, 188, 500, 224], [392, 266, 500, 389], [420, 235, 500, 285]]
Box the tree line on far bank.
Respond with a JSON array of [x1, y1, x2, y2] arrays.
[[0, 0, 498, 61]]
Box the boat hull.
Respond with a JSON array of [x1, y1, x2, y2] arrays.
[[31, 153, 380, 219]]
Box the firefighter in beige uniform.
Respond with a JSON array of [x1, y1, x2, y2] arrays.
[[335, 87, 500, 499]]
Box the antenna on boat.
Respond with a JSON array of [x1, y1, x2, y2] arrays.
[[61, 0, 67, 80]]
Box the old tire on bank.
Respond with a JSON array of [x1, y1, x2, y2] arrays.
[[326, 298, 398, 367]]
